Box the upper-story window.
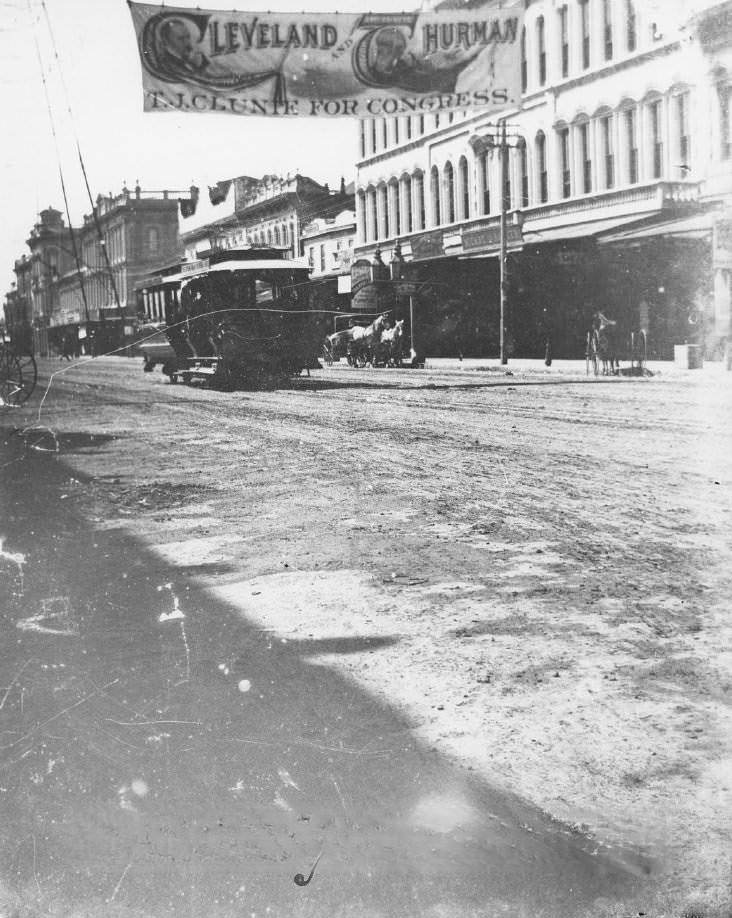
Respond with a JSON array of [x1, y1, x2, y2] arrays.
[[359, 120, 366, 158], [603, 0, 613, 60], [356, 191, 366, 243], [308, 246, 314, 268], [402, 175, 413, 234], [559, 6, 569, 78], [578, 121, 592, 192], [444, 162, 456, 223], [626, 0, 637, 52], [624, 106, 639, 183], [147, 227, 159, 254], [675, 92, 691, 171], [579, 0, 590, 70], [406, 117, 412, 140], [377, 184, 388, 238], [430, 166, 441, 225], [600, 114, 615, 188], [648, 99, 663, 178], [419, 114, 425, 135], [479, 151, 491, 214], [381, 118, 388, 149], [518, 140, 529, 207], [367, 189, 377, 242], [370, 119, 377, 155], [537, 16, 546, 86], [458, 156, 470, 220], [720, 83, 732, 161], [520, 27, 527, 92], [414, 171, 426, 231], [558, 126, 571, 198], [319, 245, 326, 272], [535, 131, 548, 202], [394, 118, 400, 145]]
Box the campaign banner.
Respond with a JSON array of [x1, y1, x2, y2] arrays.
[[128, 2, 523, 118]]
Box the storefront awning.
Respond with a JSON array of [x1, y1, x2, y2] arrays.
[[597, 211, 716, 244], [522, 214, 652, 246]]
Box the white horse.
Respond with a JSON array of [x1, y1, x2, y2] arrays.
[[378, 319, 405, 366]]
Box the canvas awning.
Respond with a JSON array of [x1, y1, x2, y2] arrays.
[[597, 211, 716, 244], [522, 214, 652, 246]]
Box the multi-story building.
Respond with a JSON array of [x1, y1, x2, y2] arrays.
[[300, 196, 356, 327], [53, 185, 187, 353], [11, 208, 79, 355], [353, 0, 732, 360]]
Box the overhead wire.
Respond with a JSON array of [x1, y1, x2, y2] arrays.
[[25, 0, 91, 323], [38, 0, 123, 320]]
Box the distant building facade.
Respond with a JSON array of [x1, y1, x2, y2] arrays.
[[353, 0, 732, 360], [301, 202, 356, 329], [55, 185, 186, 353]]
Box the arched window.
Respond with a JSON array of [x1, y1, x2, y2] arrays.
[[414, 171, 425, 231], [357, 191, 367, 243], [622, 104, 639, 184], [267, 228, 273, 244], [430, 166, 441, 225], [366, 189, 378, 242], [401, 175, 413, 234], [520, 27, 527, 92], [645, 96, 664, 179], [575, 119, 592, 192], [517, 139, 529, 207], [274, 225, 281, 246], [388, 180, 400, 237], [377, 183, 388, 239], [458, 156, 470, 220], [557, 124, 571, 197], [537, 16, 546, 86], [674, 90, 691, 172], [282, 224, 289, 246], [535, 131, 548, 202], [443, 162, 455, 223], [479, 151, 491, 214], [598, 113, 615, 188]]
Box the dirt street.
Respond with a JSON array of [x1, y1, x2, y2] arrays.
[[1, 357, 730, 918]]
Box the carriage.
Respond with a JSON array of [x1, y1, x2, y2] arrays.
[[585, 312, 648, 377], [152, 248, 327, 388], [322, 313, 405, 368]]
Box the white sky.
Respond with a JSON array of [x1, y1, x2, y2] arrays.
[[0, 0, 693, 292], [0, 0, 397, 292]]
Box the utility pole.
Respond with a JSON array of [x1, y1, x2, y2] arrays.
[[499, 119, 509, 365]]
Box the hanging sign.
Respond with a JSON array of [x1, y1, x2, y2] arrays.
[[128, 2, 523, 118]]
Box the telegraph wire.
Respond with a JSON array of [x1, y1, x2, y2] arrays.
[[38, 0, 123, 321], [25, 0, 91, 324]]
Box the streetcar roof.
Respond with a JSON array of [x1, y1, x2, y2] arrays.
[[207, 259, 310, 274]]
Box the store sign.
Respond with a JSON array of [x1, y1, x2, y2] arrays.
[[462, 221, 523, 253], [350, 259, 372, 296], [181, 258, 209, 275], [128, 2, 523, 118], [410, 230, 445, 261]]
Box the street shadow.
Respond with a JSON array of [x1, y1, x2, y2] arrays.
[[0, 434, 657, 918], [286, 375, 627, 394]]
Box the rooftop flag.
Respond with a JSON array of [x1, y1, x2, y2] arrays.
[[127, 2, 523, 118]]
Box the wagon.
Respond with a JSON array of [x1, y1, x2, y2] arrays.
[[0, 329, 37, 407]]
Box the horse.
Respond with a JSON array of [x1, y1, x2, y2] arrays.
[[378, 319, 405, 366], [346, 313, 389, 366], [593, 311, 619, 375]]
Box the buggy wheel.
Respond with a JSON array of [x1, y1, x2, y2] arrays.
[[15, 354, 37, 403], [0, 350, 27, 406]]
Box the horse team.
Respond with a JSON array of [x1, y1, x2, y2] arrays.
[[323, 314, 406, 368]]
